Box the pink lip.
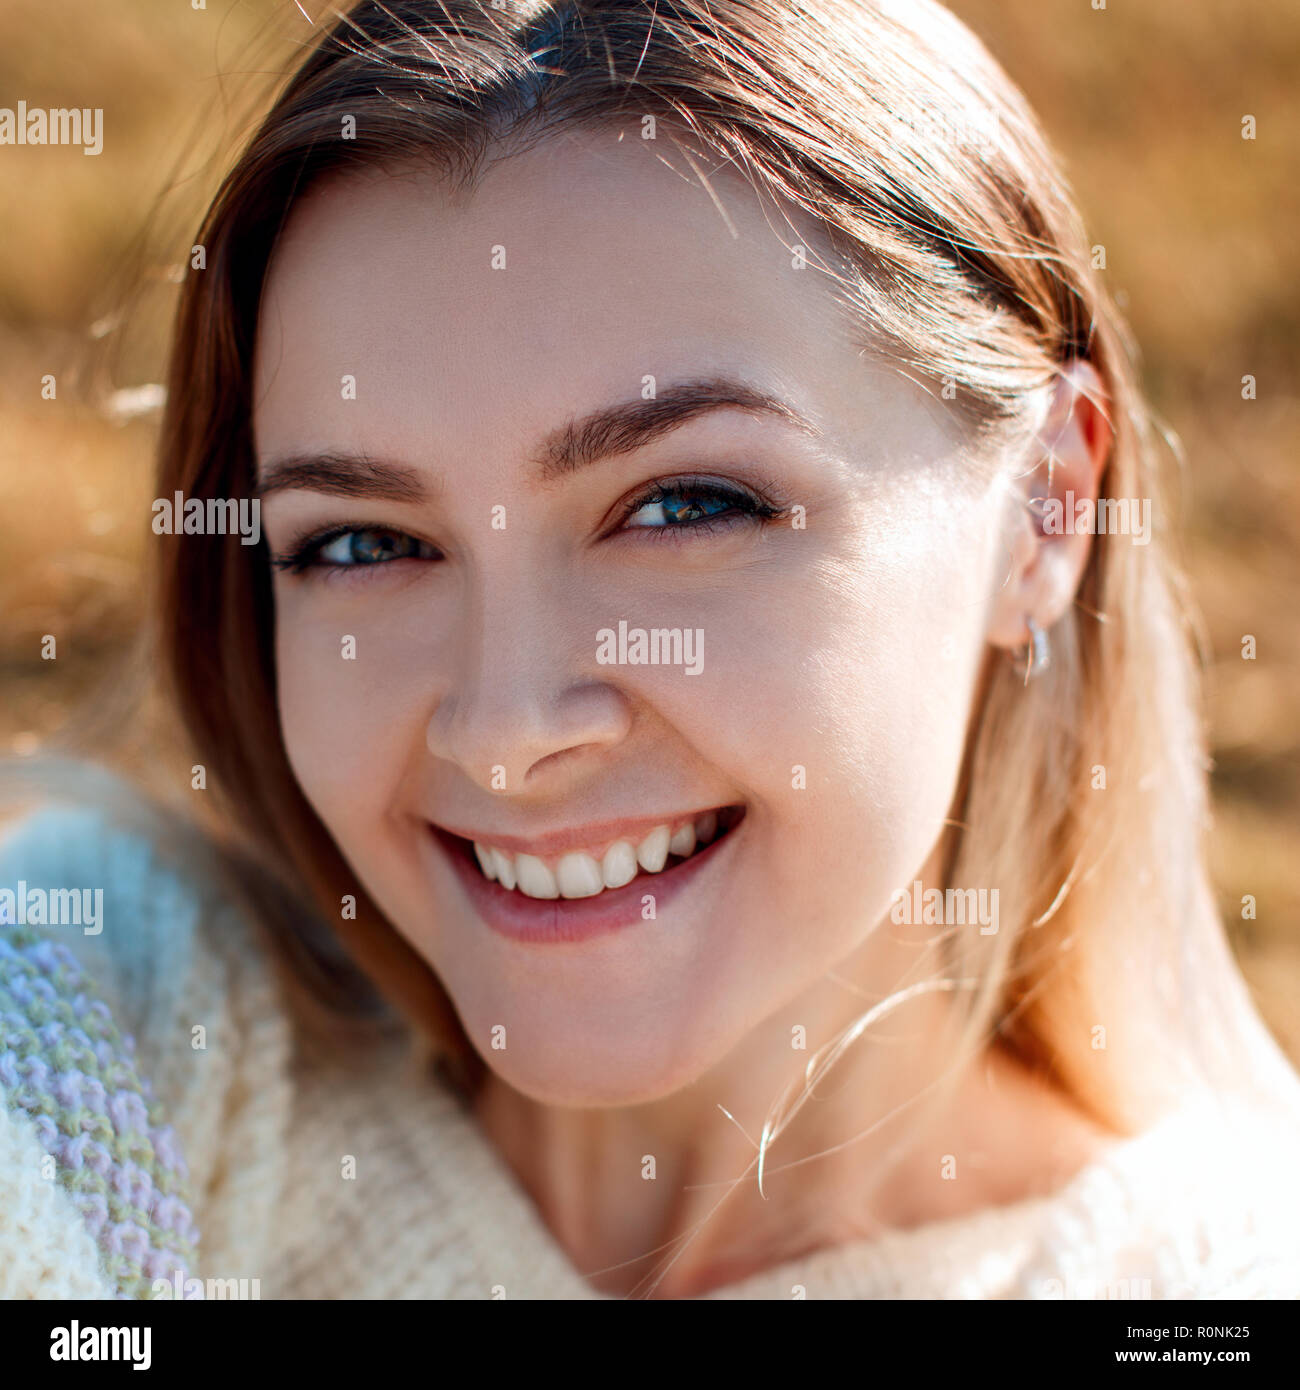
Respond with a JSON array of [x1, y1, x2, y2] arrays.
[[429, 818, 743, 944]]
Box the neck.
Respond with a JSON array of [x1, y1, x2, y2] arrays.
[[471, 894, 1116, 1298]]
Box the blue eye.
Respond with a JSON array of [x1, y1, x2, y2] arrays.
[[620, 478, 780, 534], [272, 526, 437, 574], [272, 476, 786, 577], [317, 529, 430, 565]]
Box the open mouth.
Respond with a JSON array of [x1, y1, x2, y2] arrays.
[[431, 804, 747, 903]]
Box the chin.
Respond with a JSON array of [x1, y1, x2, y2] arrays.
[[467, 1010, 731, 1109]]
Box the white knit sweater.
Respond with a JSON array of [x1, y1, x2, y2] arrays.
[[3, 800, 1299, 1300]]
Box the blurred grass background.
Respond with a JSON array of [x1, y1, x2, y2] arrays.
[[1, 0, 1297, 1058]]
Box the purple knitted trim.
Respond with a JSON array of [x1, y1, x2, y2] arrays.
[[0, 928, 200, 1297]]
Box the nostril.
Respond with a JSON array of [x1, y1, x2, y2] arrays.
[[522, 743, 603, 784]]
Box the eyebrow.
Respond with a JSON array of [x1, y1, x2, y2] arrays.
[[532, 376, 821, 482], [254, 375, 821, 500], [253, 452, 428, 501]]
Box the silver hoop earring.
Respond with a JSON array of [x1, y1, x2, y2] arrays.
[[1021, 616, 1051, 685]]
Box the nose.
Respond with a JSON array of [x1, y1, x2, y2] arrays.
[[424, 582, 632, 795]]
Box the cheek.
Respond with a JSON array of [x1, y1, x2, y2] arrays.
[[659, 496, 994, 924], [273, 596, 434, 850]]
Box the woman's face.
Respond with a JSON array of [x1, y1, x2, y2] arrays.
[[254, 128, 1018, 1105]]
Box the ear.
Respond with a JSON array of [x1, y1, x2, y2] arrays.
[[986, 358, 1115, 653]]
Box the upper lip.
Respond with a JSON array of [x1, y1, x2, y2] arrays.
[[430, 805, 738, 859]]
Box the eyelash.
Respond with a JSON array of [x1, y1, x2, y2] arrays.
[[268, 475, 786, 576], [609, 475, 785, 541], [269, 524, 436, 576]]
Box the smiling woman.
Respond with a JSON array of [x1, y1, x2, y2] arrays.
[[3, 0, 1300, 1305]]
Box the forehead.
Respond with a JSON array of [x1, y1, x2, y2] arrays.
[[251, 126, 950, 469]]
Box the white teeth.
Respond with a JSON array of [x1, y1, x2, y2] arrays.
[[490, 847, 516, 891], [515, 854, 559, 899], [668, 822, 696, 858], [466, 812, 736, 898], [601, 840, 639, 889], [556, 852, 604, 899], [635, 825, 671, 874]]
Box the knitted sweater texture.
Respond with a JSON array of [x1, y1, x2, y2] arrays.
[[2, 801, 1299, 1300]]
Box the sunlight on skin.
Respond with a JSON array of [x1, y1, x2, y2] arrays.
[[252, 125, 1113, 1296]]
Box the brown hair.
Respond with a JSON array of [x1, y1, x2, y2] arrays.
[[149, 0, 1299, 1127]]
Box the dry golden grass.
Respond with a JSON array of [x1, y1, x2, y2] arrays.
[[2, 0, 1296, 1052]]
